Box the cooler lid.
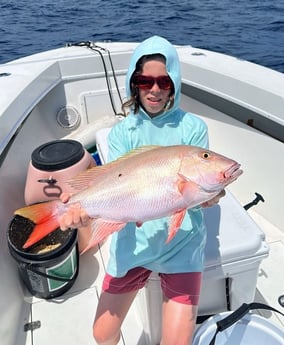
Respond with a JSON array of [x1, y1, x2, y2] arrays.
[[193, 311, 284, 344], [203, 190, 268, 267], [31, 140, 85, 171]]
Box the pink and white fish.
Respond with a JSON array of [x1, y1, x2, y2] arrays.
[[15, 145, 242, 252]]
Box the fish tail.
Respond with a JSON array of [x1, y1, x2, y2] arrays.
[[15, 200, 58, 223], [14, 201, 60, 249], [22, 217, 60, 249]]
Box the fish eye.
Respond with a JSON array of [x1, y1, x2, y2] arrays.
[[202, 152, 210, 159]]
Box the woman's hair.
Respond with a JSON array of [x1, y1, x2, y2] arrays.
[[122, 54, 175, 115]]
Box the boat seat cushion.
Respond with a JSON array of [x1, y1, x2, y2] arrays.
[[95, 127, 112, 164]]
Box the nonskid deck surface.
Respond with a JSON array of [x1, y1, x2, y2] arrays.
[[26, 218, 284, 345], [28, 240, 146, 345]]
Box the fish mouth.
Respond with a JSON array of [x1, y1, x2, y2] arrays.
[[224, 163, 243, 181]]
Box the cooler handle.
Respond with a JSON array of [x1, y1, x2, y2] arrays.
[[209, 302, 284, 345]]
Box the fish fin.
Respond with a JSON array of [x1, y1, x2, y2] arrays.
[[177, 178, 187, 195], [177, 174, 200, 195], [67, 145, 161, 192], [98, 145, 160, 171], [123, 145, 160, 156], [14, 201, 60, 249], [14, 200, 58, 224], [80, 219, 126, 254], [177, 174, 205, 206], [166, 209, 187, 243], [22, 217, 60, 249], [66, 166, 107, 192]]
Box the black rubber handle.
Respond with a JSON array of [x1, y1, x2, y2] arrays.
[[209, 302, 284, 345]]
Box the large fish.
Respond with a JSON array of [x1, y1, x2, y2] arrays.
[[15, 145, 242, 252]]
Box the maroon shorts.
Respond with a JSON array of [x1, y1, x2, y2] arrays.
[[102, 267, 202, 305]]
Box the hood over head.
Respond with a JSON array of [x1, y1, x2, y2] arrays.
[[126, 36, 181, 113]]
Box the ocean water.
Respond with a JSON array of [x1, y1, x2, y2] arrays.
[[0, 0, 283, 73]]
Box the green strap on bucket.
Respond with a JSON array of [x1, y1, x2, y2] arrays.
[[209, 302, 284, 345], [18, 241, 80, 284], [19, 262, 78, 282]]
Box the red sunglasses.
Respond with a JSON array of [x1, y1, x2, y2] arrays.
[[132, 75, 173, 90]]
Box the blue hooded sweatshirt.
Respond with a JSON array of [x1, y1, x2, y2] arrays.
[[106, 36, 209, 277]]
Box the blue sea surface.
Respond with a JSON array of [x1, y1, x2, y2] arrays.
[[0, 0, 283, 73]]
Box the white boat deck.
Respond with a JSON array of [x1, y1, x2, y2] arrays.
[[25, 240, 147, 345], [22, 94, 284, 345], [22, 216, 284, 345], [250, 210, 284, 328]]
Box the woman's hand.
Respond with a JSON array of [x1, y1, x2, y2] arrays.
[[201, 189, 226, 208], [59, 193, 90, 230]]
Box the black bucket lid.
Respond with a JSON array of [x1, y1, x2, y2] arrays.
[[31, 140, 85, 171]]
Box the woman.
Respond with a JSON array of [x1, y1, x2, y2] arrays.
[[60, 35, 224, 345]]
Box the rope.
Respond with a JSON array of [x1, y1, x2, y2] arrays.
[[67, 41, 124, 116]]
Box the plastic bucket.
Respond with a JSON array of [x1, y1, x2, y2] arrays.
[[7, 215, 79, 299], [24, 139, 95, 205], [193, 311, 284, 345]]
